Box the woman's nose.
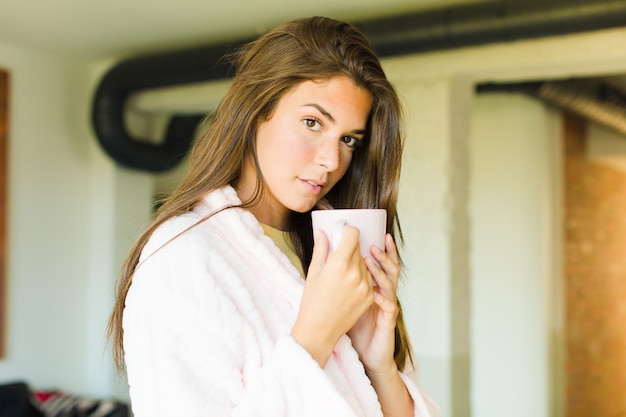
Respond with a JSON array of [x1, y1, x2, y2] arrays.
[[315, 137, 340, 172]]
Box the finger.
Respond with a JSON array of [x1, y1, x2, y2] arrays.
[[308, 229, 329, 277], [334, 225, 361, 261], [366, 257, 394, 295], [370, 245, 400, 288], [385, 234, 399, 265], [372, 292, 399, 322]]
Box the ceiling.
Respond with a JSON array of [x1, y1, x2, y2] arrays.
[[5, 0, 626, 173], [0, 0, 484, 59]]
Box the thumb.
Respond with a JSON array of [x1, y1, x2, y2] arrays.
[[308, 229, 329, 277]]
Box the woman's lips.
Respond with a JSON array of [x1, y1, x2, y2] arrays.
[[299, 178, 324, 194]]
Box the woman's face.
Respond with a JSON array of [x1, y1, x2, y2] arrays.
[[238, 76, 373, 229]]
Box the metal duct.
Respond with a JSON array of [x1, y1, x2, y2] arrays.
[[478, 79, 626, 136], [92, 0, 626, 172], [91, 42, 245, 172]]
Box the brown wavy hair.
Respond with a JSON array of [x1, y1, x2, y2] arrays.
[[108, 16, 412, 372]]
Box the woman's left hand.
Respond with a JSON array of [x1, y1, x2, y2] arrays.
[[347, 233, 401, 374]]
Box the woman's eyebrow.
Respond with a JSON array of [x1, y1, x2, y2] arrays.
[[302, 103, 335, 122], [302, 103, 366, 135]]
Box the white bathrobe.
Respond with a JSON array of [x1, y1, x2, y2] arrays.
[[123, 186, 439, 417]]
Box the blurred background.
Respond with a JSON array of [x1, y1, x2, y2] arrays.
[[1, 1, 625, 416]]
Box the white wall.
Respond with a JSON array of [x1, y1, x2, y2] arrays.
[[0, 42, 93, 391], [0, 42, 150, 401], [468, 93, 561, 417], [393, 75, 473, 417]]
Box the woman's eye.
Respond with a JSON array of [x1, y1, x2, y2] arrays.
[[341, 136, 360, 149], [303, 118, 322, 131]]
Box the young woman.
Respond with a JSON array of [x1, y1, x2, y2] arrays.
[[108, 16, 439, 417]]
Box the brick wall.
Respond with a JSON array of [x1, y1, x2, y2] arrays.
[[564, 113, 626, 417]]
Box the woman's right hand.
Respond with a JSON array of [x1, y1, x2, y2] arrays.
[[290, 226, 374, 367]]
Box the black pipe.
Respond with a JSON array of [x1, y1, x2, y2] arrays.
[[359, 0, 626, 57], [91, 40, 249, 172], [92, 0, 626, 172]]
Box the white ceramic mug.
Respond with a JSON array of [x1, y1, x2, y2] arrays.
[[311, 209, 387, 261]]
